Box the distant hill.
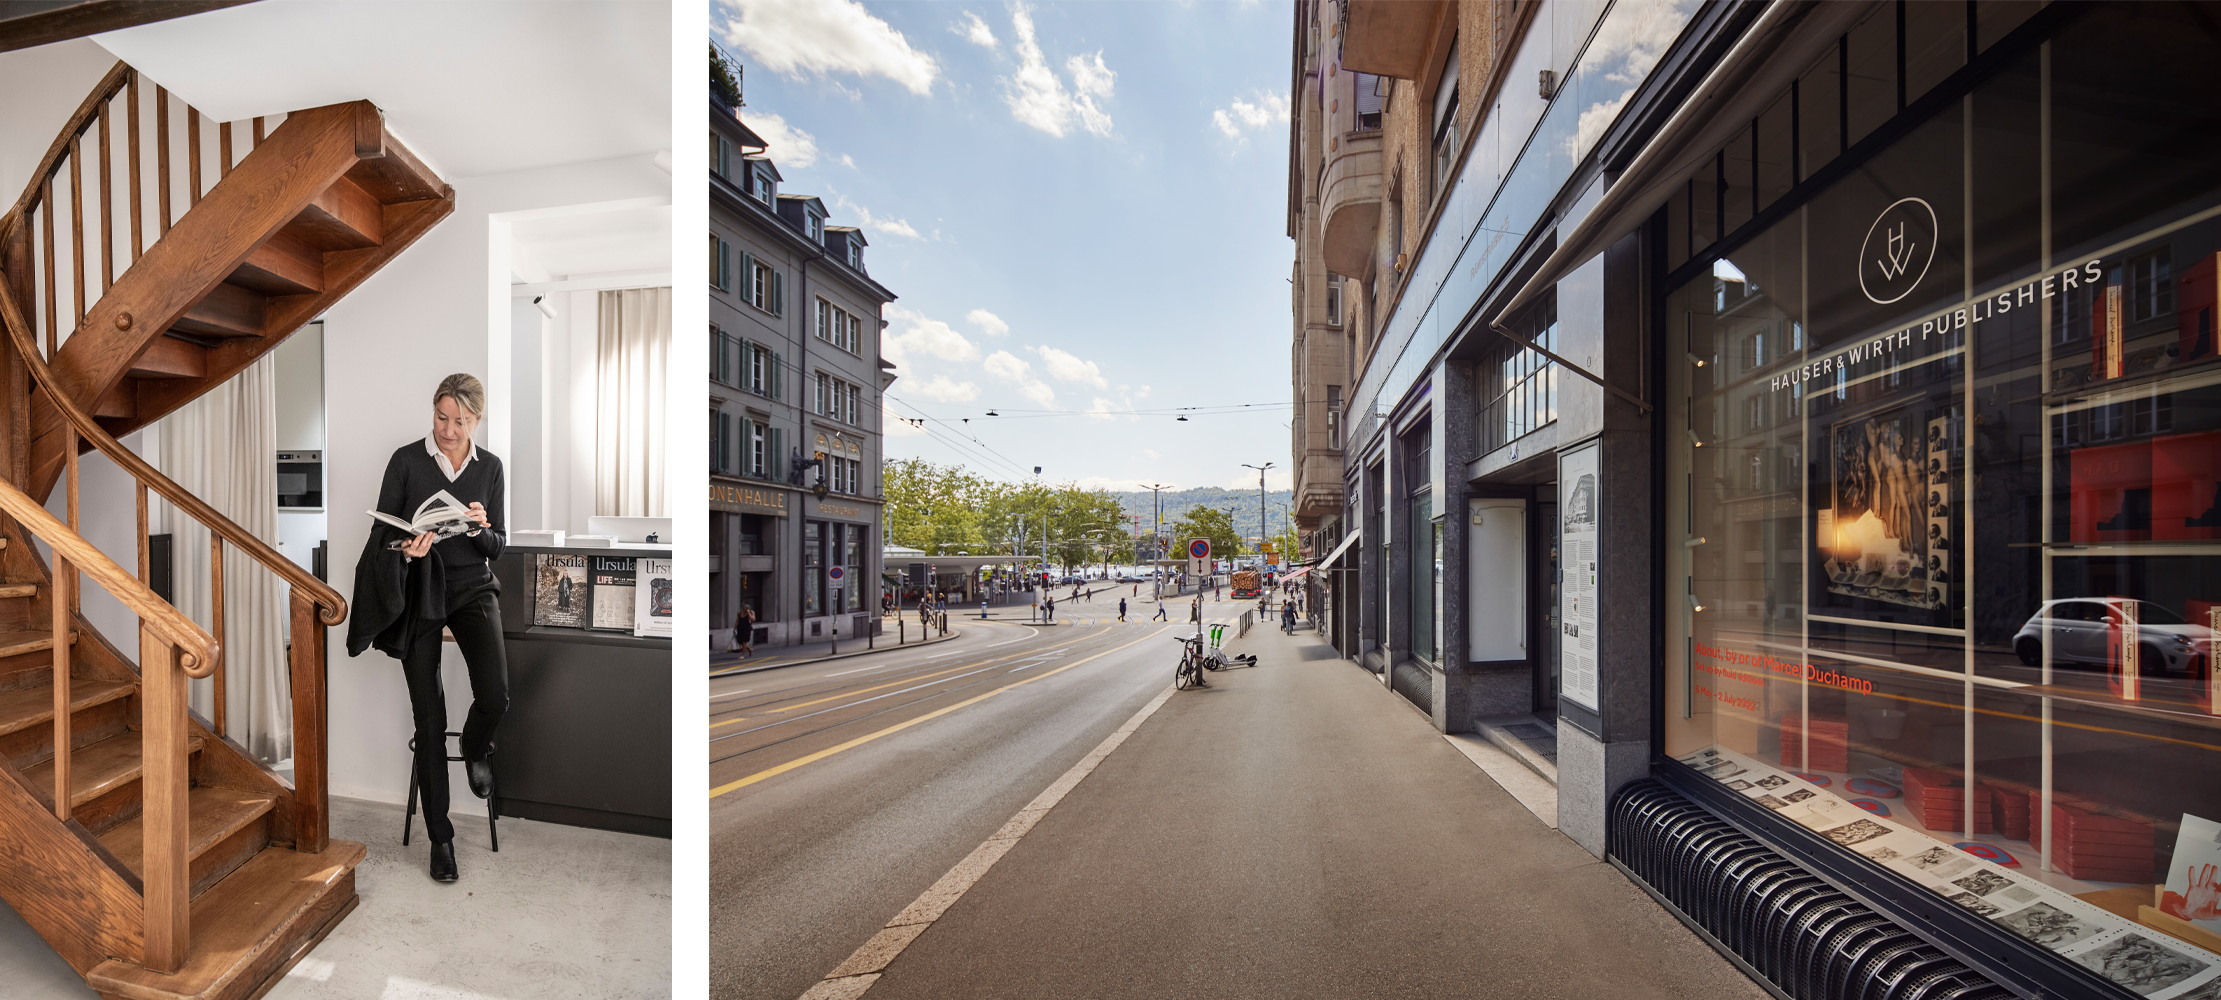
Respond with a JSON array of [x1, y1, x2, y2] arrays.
[[1107, 487, 1294, 542]]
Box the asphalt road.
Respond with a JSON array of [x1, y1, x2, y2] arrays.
[[710, 598, 1767, 1000], [710, 598, 1217, 1000]]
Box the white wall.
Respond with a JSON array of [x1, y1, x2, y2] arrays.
[[320, 152, 667, 804]]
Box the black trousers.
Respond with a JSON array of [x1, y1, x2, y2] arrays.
[[400, 576, 508, 844]]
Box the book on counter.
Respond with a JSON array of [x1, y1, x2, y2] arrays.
[[511, 529, 565, 547], [368, 490, 477, 549], [634, 557, 672, 637], [589, 556, 637, 631], [532, 553, 590, 628]]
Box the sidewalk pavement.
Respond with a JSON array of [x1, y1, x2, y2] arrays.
[[850, 614, 1770, 1000], [710, 618, 958, 677]]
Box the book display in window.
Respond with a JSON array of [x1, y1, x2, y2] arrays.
[[635, 557, 673, 638], [533, 553, 590, 628], [589, 556, 637, 632]]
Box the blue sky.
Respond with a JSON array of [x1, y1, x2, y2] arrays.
[[716, 0, 1299, 492]]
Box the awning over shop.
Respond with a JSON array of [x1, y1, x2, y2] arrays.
[[1312, 530, 1362, 572]]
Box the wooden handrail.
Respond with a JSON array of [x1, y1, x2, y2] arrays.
[[0, 257, 348, 627], [0, 470, 214, 675]]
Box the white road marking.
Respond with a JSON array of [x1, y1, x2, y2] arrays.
[[708, 689, 753, 701], [798, 682, 1178, 1000], [823, 661, 914, 679]]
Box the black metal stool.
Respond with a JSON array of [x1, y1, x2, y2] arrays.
[[401, 731, 499, 851]]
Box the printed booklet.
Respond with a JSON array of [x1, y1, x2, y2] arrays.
[[368, 490, 477, 549]]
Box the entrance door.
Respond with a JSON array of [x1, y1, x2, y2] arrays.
[[1537, 489, 1561, 717]]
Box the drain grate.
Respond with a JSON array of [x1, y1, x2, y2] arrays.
[[1610, 780, 2014, 1000]]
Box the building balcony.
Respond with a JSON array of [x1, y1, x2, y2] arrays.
[[1295, 451, 1346, 526], [1341, 0, 1451, 80], [1320, 128, 1382, 276]]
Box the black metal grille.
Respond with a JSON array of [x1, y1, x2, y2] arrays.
[[1610, 780, 2017, 1000]]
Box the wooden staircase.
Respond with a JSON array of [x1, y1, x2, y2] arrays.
[[0, 61, 453, 999]]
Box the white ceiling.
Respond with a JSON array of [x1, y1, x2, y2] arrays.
[[512, 202, 670, 279], [92, 0, 670, 181]]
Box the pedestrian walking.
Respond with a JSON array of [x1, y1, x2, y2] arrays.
[[1045, 596, 1056, 622], [735, 605, 755, 659], [1151, 598, 1168, 621], [1118, 597, 1128, 622], [1190, 595, 1201, 622]]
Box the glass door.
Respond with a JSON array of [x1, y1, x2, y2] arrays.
[[1538, 489, 1561, 715]]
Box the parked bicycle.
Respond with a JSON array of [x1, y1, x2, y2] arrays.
[[1174, 635, 1207, 690]]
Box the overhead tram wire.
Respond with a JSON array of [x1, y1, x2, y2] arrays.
[[884, 395, 1037, 478]]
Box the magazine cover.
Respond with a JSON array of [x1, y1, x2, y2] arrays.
[[533, 553, 590, 628], [634, 557, 672, 637], [589, 555, 637, 631]]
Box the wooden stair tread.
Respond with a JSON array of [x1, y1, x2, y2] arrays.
[[0, 582, 35, 598], [86, 839, 366, 1000], [96, 786, 276, 883], [0, 628, 76, 659], [22, 733, 204, 809], [0, 674, 132, 737]]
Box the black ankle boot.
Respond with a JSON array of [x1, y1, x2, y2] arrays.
[[430, 841, 458, 882], [466, 757, 495, 800]]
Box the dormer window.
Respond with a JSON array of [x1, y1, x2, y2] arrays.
[[752, 168, 772, 203], [848, 241, 862, 268], [806, 212, 822, 243]]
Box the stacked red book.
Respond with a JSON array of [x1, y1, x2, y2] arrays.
[[1902, 768, 1994, 833], [1778, 715, 1848, 772], [1984, 780, 2031, 840], [2028, 796, 2154, 883]]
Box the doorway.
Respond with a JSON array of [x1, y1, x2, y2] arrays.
[[1534, 485, 1560, 718]]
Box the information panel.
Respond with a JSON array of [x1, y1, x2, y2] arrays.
[[1559, 443, 1600, 711]]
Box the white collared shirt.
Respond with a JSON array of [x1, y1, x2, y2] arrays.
[[424, 434, 478, 482]]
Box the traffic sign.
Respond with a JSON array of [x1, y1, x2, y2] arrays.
[[1189, 538, 1210, 559], [828, 565, 846, 583]]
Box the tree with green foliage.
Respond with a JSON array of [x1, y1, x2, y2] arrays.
[[711, 45, 742, 108], [1171, 506, 1242, 564]]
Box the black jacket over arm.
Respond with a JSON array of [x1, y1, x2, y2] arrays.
[[345, 442, 508, 659]]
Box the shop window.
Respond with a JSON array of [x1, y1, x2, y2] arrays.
[[1661, 7, 2221, 985], [1327, 385, 1343, 448], [804, 521, 824, 616], [1479, 294, 1558, 453]]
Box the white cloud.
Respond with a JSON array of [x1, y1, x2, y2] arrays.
[[912, 374, 979, 403], [966, 309, 1009, 336], [1031, 345, 1108, 388], [1003, 4, 1115, 138], [1071, 475, 1141, 491], [1211, 92, 1289, 140], [740, 111, 820, 168], [953, 10, 997, 49], [833, 194, 921, 240], [1084, 397, 1119, 422], [1226, 468, 1293, 491], [719, 0, 939, 96], [983, 350, 1056, 405], [839, 153, 857, 169], [884, 306, 980, 371], [1143, 448, 1159, 459]]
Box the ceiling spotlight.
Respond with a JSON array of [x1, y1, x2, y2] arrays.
[[1687, 352, 1708, 368]]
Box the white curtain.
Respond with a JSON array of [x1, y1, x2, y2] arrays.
[[597, 287, 670, 517], [158, 354, 290, 763]]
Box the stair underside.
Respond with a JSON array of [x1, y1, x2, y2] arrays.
[[86, 839, 366, 1000]]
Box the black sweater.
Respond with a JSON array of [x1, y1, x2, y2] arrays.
[[345, 442, 507, 658]]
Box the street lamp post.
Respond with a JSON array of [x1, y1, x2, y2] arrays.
[[1241, 462, 1275, 574], [1142, 482, 1171, 597]]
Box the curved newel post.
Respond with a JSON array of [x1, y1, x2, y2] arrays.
[[288, 589, 327, 854], [138, 624, 188, 974]]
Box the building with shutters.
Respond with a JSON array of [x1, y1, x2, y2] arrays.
[[711, 76, 897, 649]]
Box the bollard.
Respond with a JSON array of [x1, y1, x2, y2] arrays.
[[899, 620, 905, 644], [831, 619, 839, 657]]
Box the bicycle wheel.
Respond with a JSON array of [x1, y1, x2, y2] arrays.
[[1174, 653, 1193, 690]]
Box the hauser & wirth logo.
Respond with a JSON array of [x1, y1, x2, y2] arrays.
[[1859, 197, 1938, 305]]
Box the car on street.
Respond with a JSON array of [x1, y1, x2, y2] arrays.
[[2012, 598, 2213, 675]]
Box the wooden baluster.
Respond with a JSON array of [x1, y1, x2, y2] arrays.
[[186, 106, 199, 208], [138, 625, 187, 974], [136, 483, 147, 584], [210, 534, 224, 738], [97, 97, 111, 292], [68, 135, 83, 329], [252, 115, 264, 145], [51, 424, 74, 821], [218, 120, 230, 180], [127, 71, 141, 262], [155, 86, 170, 235], [5, 220, 29, 489], [289, 591, 327, 854], [40, 180, 54, 356]]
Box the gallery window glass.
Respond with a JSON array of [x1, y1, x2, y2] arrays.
[[1662, 5, 2221, 989]]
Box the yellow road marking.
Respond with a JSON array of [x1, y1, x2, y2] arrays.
[[709, 717, 749, 729], [710, 629, 1163, 799], [763, 661, 1003, 714]]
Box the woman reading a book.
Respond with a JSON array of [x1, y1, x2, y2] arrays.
[[344, 373, 507, 884]]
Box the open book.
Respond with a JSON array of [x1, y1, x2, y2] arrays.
[[369, 490, 478, 550]]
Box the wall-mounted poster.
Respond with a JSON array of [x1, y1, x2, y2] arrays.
[[533, 553, 590, 628], [1559, 443, 1599, 711], [1820, 405, 1952, 611], [635, 557, 673, 637]]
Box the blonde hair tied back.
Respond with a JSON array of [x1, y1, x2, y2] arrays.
[[434, 373, 486, 417]]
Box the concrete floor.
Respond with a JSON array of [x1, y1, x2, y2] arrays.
[[0, 796, 670, 999]]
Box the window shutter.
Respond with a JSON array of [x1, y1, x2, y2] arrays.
[[770, 351, 784, 400], [739, 251, 754, 303], [710, 411, 722, 470], [718, 412, 733, 472], [711, 235, 726, 290], [770, 426, 784, 480], [771, 269, 784, 316]]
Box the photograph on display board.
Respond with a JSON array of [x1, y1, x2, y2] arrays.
[[1820, 402, 1954, 613]]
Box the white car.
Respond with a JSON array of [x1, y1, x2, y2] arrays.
[[2012, 599, 2213, 675]]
